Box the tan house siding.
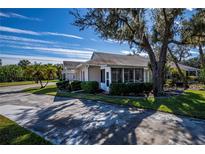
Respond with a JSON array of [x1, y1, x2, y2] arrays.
[[88, 66, 101, 82]]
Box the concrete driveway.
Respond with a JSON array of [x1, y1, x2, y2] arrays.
[[0, 85, 205, 145]]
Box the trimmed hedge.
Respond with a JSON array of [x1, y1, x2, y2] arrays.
[[109, 83, 127, 95], [56, 80, 71, 91], [81, 81, 99, 93], [110, 82, 153, 96], [71, 80, 82, 91]]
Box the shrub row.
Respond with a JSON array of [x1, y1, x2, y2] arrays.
[[56, 80, 99, 93], [56, 80, 71, 91], [71, 80, 82, 91], [109, 82, 153, 96], [56, 80, 82, 91], [81, 81, 99, 93]]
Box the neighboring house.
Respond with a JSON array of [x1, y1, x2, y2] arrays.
[[167, 62, 200, 78], [62, 61, 82, 81], [62, 52, 199, 92]]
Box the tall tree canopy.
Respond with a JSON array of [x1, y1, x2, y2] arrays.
[[71, 8, 187, 96], [182, 9, 205, 68]]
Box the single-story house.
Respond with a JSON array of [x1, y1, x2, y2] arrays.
[[62, 52, 199, 92]]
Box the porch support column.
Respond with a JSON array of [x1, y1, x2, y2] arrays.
[[133, 68, 135, 83], [147, 70, 149, 82], [122, 68, 124, 83], [144, 68, 147, 83]]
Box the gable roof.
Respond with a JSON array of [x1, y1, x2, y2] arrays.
[[86, 52, 149, 67], [63, 61, 83, 69], [168, 62, 199, 71]]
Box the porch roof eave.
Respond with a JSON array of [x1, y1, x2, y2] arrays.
[[106, 64, 148, 68]]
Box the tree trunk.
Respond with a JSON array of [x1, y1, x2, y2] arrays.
[[43, 80, 49, 88], [168, 48, 189, 89], [142, 35, 166, 97], [152, 64, 164, 96], [199, 44, 205, 68], [39, 79, 44, 88]]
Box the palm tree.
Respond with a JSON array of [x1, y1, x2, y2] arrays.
[[43, 64, 57, 88], [18, 59, 31, 68], [55, 64, 63, 80]]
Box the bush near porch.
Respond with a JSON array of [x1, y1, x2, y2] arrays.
[[81, 81, 99, 93], [110, 82, 153, 96], [56, 80, 71, 91], [56, 80, 99, 94], [71, 80, 82, 91]]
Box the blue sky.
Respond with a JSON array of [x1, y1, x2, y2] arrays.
[[0, 8, 199, 65], [0, 8, 132, 65]]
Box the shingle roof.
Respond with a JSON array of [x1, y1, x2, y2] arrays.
[[63, 61, 83, 69], [63, 52, 199, 71], [168, 62, 199, 71], [86, 52, 149, 67]]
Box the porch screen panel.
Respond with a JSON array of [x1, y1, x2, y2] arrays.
[[135, 68, 144, 82], [111, 68, 122, 83], [124, 68, 134, 83]]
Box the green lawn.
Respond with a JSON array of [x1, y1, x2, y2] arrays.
[[0, 115, 51, 145], [23, 85, 205, 119], [0, 81, 36, 87], [0, 80, 58, 87]]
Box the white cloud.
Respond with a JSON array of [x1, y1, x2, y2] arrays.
[[105, 39, 127, 44], [0, 12, 10, 18], [0, 34, 80, 49], [0, 54, 87, 65], [90, 38, 98, 42], [0, 26, 40, 35], [0, 12, 41, 21], [105, 39, 119, 44], [0, 35, 54, 44], [121, 50, 131, 55], [189, 50, 199, 55], [138, 52, 148, 57], [43, 32, 83, 40], [83, 48, 97, 51], [3, 44, 93, 58], [121, 50, 148, 57], [187, 8, 193, 11], [0, 26, 84, 40]]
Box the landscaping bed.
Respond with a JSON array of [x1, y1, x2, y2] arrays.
[[23, 85, 205, 119], [0, 115, 51, 145]]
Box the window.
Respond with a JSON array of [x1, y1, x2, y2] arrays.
[[188, 71, 197, 76], [124, 68, 134, 83], [135, 68, 144, 82], [101, 69, 105, 83], [111, 68, 122, 83]]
